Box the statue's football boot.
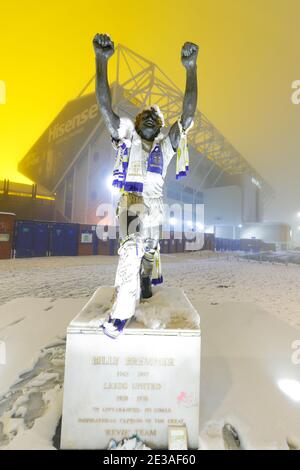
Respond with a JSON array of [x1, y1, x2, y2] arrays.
[[103, 316, 131, 339]]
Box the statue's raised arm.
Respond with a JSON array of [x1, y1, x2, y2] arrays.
[[93, 33, 120, 140], [169, 42, 199, 151]]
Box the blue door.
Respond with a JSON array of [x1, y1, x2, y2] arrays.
[[92, 227, 98, 255], [51, 225, 64, 256], [33, 223, 49, 257], [51, 223, 79, 256], [15, 221, 34, 258], [64, 225, 78, 256]]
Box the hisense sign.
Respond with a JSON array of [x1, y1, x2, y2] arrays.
[[18, 93, 100, 191], [48, 104, 98, 143]]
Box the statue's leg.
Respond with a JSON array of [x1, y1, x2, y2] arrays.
[[140, 197, 164, 299], [103, 195, 145, 338], [111, 233, 144, 320], [142, 237, 159, 276], [140, 237, 159, 299]]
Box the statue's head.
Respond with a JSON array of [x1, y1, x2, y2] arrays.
[[135, 105, 164, 142]]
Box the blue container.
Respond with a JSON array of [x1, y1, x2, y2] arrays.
[[14, 220, 50, 258], [234, 239, 241, 251], [33, 222, 50, 257], [50, 223, 79, 256], [229, 239, 234, 251], [109, 239, 116, 256], [220, 238, 225, 251], [15, 220, 34, 258], [92, 228, 99, 255], [159, 239, 170, 254]]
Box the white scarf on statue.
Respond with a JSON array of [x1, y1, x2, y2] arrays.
[[112, 113, 194, 193], [112, 126, 165, 194], [175, 119, 194, 179]]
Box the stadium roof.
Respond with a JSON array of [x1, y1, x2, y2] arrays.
[[19, 44, 273, 203], [79, 44, 273, 201]]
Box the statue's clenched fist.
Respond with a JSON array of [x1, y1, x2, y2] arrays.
[[93, 33, 115, 60], [181, 42, 199, 69]]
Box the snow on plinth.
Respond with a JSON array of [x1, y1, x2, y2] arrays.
[[69, 285, 200, 331]]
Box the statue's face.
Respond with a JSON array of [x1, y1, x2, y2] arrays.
[[135, 108, 162, 141]]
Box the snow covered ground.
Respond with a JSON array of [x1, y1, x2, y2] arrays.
[[0, 253, 300, 450], [1, 252, 300, 329]]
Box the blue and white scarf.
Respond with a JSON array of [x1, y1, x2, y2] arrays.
[[112, 118, 193, 193]]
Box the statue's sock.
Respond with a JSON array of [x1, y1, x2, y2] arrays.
[[141, 276, 153, 299]]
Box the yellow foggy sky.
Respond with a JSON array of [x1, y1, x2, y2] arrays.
[[1, 0, 300, 221]]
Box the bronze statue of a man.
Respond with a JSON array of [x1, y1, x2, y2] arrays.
[[93, 33, 198, 338]]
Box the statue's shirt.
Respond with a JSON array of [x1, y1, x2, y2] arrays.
[[113, 117, 175, 199]]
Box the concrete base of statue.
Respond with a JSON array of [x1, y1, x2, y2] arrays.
[[60, 286, 201, 449]]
